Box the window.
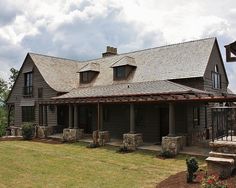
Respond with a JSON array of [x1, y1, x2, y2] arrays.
[[81, 72, 89, 83], [80, 71, 98, 83], [212, 65, 221, 89], [193, 107, 200, 127], [38, 88, 43, 98], [114, 66, 126, 80], [23, 72, 33, 96], [22, 106, 35, 122]]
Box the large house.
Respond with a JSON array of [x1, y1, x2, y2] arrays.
[[6, 37, 236, 152]]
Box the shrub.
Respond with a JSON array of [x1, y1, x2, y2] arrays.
[[22, 123, 34, 140], [0, 123, 6, 137], [159, 151, 174, 158], [200, 173, 227, 188], [86, 142, 99, 148], [117, 145, 133, 153], [186, 157, 199, 183]]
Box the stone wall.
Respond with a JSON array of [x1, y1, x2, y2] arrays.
[[123, 133, 143, 150], [10, 126, 22, 136], [36, 126, 54, 138]]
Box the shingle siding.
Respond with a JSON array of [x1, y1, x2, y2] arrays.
[[8, 55, 58, 127]]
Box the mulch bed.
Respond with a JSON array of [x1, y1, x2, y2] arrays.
[[157, 171, 236, 188]]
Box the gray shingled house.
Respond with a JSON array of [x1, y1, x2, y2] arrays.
[[6, 37, 236, 152]]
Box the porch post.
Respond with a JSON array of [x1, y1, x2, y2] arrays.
[[168, 103, 175, 137], [74, 104, 78, 129], [69, 104, 73, 129], [130, 103, 135, 134], [43, 105, 48, 126], [99, 104, 103, 131]]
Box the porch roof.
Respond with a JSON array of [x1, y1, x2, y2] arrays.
[[53, 80, 209, 100]]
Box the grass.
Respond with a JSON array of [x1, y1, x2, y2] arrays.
[[0, 141, 205, 188]]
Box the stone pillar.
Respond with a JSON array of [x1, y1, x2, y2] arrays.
[[74, 104, 78, 129], [69, 104, 73, 129], [130, 103, 135, 134], [43, 105, 48, 126], [168, 103, 175, 137]]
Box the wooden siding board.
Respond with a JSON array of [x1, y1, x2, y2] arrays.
[[7, 56, 58, 127]]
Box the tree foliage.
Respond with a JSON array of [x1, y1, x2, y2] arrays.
[[8, 68, 19, 89]]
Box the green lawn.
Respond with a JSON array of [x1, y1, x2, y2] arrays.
[[0, 141, 204, 188]]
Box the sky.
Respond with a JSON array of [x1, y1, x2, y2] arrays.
[[0, 0, 236, 91]]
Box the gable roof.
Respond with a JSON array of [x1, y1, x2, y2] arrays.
[[111, 56, 136, 68], [28, 37, 216, 92], [78, 62, 100, 73]]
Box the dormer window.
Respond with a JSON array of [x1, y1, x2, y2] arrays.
[[111, 56, 136, 81], [80, 71, 95, 83], [78, 63, 100, 84], [115, 66, 126, 79], [212, 65, 221, 89]]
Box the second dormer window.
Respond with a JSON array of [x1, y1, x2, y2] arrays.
[[115, 66, 126, 79]]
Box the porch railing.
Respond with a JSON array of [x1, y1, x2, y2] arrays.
[[211, 106, 236, 142]]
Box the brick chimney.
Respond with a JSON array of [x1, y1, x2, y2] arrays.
[[102, 46, 117, 57]]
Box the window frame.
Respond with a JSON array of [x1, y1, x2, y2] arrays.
[[211, 65, 221, 89], [114, 66, 126, 80], [193, 106, 200, 127]]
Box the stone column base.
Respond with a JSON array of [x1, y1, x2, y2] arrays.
[[98, 131, 110, 146], [63, 128, 84, 142], [123, 133, 143, 150], [10, 126, 22, 136], [37, 126, 54, 138], [161, 136, 182, 155]]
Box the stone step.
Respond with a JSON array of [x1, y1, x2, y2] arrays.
[[209, 151, 236, 160], [206, 156, 234, 165], [206, 156, 235, 178]]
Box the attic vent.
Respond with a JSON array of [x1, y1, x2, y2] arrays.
[[102, 46, 117, 57]]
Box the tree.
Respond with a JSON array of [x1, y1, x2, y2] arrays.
[[0, 78, 8, 105], [8, 68, 19, 89]]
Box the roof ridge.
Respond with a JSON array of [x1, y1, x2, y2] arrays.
[[28, 52, 81, 63], [28, 37, 216, 64], [81, 37, 216, 63]]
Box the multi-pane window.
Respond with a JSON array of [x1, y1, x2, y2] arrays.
[[80, 71, 98, 83], [23, 72, 33, 96], [81, 72, 89, 83], [212, 65, 221, 89], [114, 66, 126, 80], [22, 106, 35, 122], [193, 107, 200, 127]]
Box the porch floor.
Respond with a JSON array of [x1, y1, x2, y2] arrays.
[[47, 134, 210, 157]]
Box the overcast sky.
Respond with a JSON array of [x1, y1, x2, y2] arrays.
[[0, 0, 236, 91]]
